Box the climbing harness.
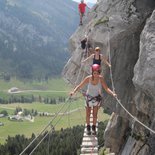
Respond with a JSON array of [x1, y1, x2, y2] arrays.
[[84, 93, 102, 107], [86, 94, 102, 103]]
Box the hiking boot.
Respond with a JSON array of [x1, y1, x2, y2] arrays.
[[86, 125, 91, 135], [92, 125, 96, 135]]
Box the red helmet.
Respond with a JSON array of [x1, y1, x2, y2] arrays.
[[92, 64, 101, 72]]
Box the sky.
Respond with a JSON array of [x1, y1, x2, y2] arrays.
[[72, 0, 97, 3]]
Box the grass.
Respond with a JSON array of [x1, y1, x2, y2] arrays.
[[0, 101, 110, 144], [0, 78, 110, 144], [0, 100, 84, 114], [0, 78, 69, 90], [0, 78, 71, 100]]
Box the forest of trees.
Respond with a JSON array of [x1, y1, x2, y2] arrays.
[[0, 0, 78, 79], [0, 94, 66, 104], [0, 122, 108, 155]]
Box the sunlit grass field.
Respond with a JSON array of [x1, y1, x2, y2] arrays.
[[0, 78, 110, 144], [0, 78, 69, 91], [0, 78, 70, 99], [0, 102, 109, 144]]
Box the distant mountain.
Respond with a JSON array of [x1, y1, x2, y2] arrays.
[[72, 0, 95, 8], [0, 0, 79, 79], [87, 2, 95, 8]]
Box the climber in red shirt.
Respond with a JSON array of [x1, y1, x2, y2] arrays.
[[78, 0, 89, 25]]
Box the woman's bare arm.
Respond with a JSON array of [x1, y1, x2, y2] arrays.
[[82, 54, 94, 63], [70, 76, 89, 96], [101, 55, 111, 67]]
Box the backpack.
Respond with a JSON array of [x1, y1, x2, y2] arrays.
[[81, 39, 86, 49]]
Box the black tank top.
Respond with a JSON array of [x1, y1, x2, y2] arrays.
[[93, 54, 101, 65]]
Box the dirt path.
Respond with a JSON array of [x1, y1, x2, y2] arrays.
[[8, 89, 69, 94]]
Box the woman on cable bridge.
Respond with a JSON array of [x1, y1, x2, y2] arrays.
[[82, 46, 111, 67], [70, 64, 116, 135]]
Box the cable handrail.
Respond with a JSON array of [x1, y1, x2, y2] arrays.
[[29, 130, 51, 155], [28, 100, 73, 155], [115, 97, 155, 134], [107, 29, 155, 134], [19, 97, 71, 155]]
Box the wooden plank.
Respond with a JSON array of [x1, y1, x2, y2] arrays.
[[85, 123, 98, 127], [83, 132, 98, 137], [80, 153, 98, 155], [81, 147, 98, 153], [81, 141, 98, 147], [83, 136, 97, 141], [84, 127, 98, 132], [80, 107, 99, 155], [83, 129, 98, 135]]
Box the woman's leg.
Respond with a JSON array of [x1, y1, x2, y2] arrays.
[[93, 106, 98, 125], [86, 106, 91, 125], [86, 106, 91, 135], [92, 105, 99, 135]]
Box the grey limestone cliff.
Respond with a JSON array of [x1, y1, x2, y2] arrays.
[[63, 0, 155, 154]]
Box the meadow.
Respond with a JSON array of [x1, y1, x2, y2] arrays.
[[0, 78, 110, 144], [0, 78, 70, 99]]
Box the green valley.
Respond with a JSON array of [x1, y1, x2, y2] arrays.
[[0, 78, 110, 144]]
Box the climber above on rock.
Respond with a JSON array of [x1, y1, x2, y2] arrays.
[[81, 36, 93, 57], [78, 0, 90, 25], [82, 46, 111, 67], [70, 64, 116, 135]]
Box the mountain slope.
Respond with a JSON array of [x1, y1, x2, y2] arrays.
[[0, 0, 79, 79]]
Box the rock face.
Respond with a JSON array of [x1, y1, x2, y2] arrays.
[[63, 0, 155, 155], [133, 10, 155, 100], [132, 10, 155, 155]]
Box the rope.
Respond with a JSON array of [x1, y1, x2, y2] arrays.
[[19, 97, 71, 155], [67, 98, 71, 128], [75, 97, 85, 123], [67, 99, 83, 148], [21, 91, 86, 154], [48, 132, 50, 155], [66, 92, 85, 137], [53, 100, 73, 127], [107, 28, 155, 134], [115, 97, 155, 134], [107, 31, 115, 92], [29, 127, 54, 155], [27, 99, 73, 155], [48, 124, 53, 155]]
